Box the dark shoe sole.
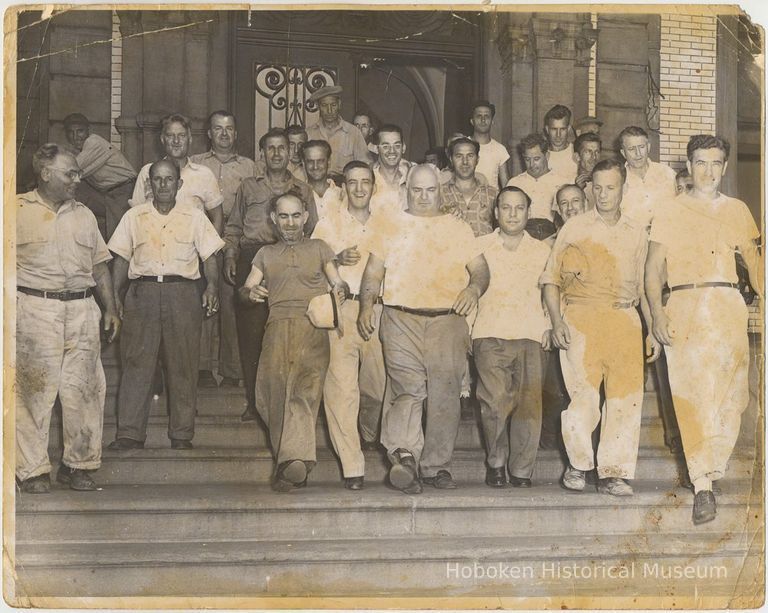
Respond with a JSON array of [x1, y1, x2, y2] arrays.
[[282, 460, 308, 485], [509, 479, 532, 488], [389, 464, 417, 490], [107, 439, 144, 451], [171, 440, 194, 450]]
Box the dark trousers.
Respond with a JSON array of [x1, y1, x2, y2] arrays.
[[474, 337, 545, 479], [235, 245, 270, 409], [76, 180, 133, 241], [116, 280, 202, 442], [654, 348, 680, 446]]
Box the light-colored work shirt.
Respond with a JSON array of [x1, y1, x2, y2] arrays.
[[547, 144, 578, 179], [108, 203, 224, 280], [371, 159, 413, 215], [621, 161, 677, 228], [440, 179, 497, 237], [312, 179, 344, 221], [650, 192, 759, 287], [76, 134, 137, 192], [473, 230, 551, 342], [370, 211, 481, 310], [16, 190, 111, 290], [189, 151, 257, 219], [476, 138, 510, 189], [540, 208, 647, 306], [507, 170, 566, 222], [131, 159, 224, 212], [306, 118, 369, 174]]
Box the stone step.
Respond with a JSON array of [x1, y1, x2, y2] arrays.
[[15, 532, 762, 601], [15, 480, 758, 544], [41, 446, 758, 485]]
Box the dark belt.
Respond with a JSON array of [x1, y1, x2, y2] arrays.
[[135, 275, 194, 283], [387, 304, 455, 317], [349, 294, 383, 304], [669, 282, 739, 293], [17, 286, 93, 301]]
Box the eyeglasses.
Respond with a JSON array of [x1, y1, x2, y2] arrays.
[[48, 167, 82, 180]]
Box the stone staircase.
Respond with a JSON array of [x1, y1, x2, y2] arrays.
[[11, 340, 764, 606]]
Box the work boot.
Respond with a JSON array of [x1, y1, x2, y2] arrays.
[[56, 466, 97, 491]]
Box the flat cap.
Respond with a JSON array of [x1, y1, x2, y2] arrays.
[[308, 85, 343, 103], [574, 115, 603, 129]]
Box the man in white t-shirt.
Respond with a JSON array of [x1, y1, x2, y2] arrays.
[[470, 100, 510, 189], [645, 134, 761, 525], [543, 105, 578, 179], [357, 164, 490, 494], [371, 123, 413, 215]]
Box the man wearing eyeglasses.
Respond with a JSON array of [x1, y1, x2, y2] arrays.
[[16, 144, 121, 494]]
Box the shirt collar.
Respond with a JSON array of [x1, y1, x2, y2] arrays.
[[589, 206, 635, 229], [277, 236, 307, 253], [24, 189, 77, 213], [202, 150, 241, 164]]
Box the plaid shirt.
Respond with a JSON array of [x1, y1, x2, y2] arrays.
[[440, 179, 497, 237]]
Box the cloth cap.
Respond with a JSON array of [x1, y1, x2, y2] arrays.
[[306, 291, 343, 331], [574, 116, 603, 129], [308, 85, 343, 103]]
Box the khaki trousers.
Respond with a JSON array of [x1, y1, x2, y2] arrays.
[[15, 292, 105, 481], [664, 288, 750, 482], [559, 304, 644, 479], [323, 301, 385, 477]]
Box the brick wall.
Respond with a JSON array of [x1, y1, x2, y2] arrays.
[[658, 13, 717, 170], [110, 11, 122, 148]]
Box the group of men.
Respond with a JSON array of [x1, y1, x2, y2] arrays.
[[15, 84, 760, 526]]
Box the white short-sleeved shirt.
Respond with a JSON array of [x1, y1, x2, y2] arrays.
[[370, 211, 482, 309], [312, 179, 344, 221], [506, 171, 566, 221], [472, 230, 551, 342], [108, 203, 225, 279], [130, 160, 224, 212], [547, 144, 578, 179], [476, 139, 510, 189], [650, 192, 759, 287], [621, 161, 677, 228]]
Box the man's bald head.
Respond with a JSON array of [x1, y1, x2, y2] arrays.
[[406, 164, 441, 217], [149, 159, 183, 207], [149, 159, 180, 181]]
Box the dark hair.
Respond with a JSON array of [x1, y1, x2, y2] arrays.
[[160, 113, 192, 134], [342, 160, 375, 184], [574, 132, 602, 155], [63, 113, 89, 129], [424, 147, 447, 169], [269, 189, 306, 214], [592, 158, 627, 183], [352, 112, 371, 123], [544, 105, 572, 127], [259, 127, 289, 151], [286, 125, 308, 138], [519, 133, 549, 155], [376, 124, 403, 144], [618, 126, 648, 147], [447, 137, 480, 158], [675, 168, 692, 181], [686, 134, 730, 162], [555, 183, 585, 203], [472, 100, 496, 118], [149, 159, 181, 181], [32, 143, 63, 177], [495, 185, 532, 209], [207, 110, 236, 128], [301, 139, 332, 161]]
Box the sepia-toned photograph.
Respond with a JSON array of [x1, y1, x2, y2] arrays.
[[4, 3, 765, 609]]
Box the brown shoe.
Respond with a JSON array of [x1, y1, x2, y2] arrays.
[[18, 474, 50, 494], [56, 466, 97, 491]]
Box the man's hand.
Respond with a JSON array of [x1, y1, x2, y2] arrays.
[[575, 173, 590, 189], [645, 334, 662, 363], [103, 307, 121, 343], [551, 320, 571, 350], [357, 305, 376, 341], [337, 246, 360, 267], [332, 281, 349, 305], [452, 286, 480, 316], [224, 257, 237, 285], [244, 284, 269, 304], [202, 284, 220, 317], [541, 329, 554, 352], [114, 295, 124, 320], [651, 309, 674, 346]]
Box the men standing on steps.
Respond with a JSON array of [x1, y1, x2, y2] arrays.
[[242, 191, 349, 492], [543, 105, 578, 179], [312, 161, 387, 491], [62, 113, 137, 241], [542, 158, 659, 497], [474, 187, 551, 489], [190, 110, 257, 389], [224, 128, 315, 421], [469, 100, 510, 189], [108, 160, 224, 451], [302, 140, 343, 221], [357, 164, 490, 494], [371, 124, 413, 215], [645, 134, 761, 525], [286, 125, 309, 182], [440, 137, 497, 237], [16, 143, 120, 493], [507, 133, 565, 240], [306, 85, 369, 179]]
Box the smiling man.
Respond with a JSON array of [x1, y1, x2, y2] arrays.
[[302, 139, 343, 221], [470, 100, 510, 189], [371, 123, 413, 215]]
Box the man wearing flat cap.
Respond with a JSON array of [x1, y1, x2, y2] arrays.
[[306, 85, 370, 178], [574, 116, 603, 137]]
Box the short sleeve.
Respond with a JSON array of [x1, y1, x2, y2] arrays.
[[316, 239, 336, 266], [251, 247, 267, 273], [454, 219, 483, 264], [367, 211, 401, 262], [200, 167, 225, 211], [539, 226, 569, 287], [92, 224, 113, 265], [495, 141, 511, 165], [733, 199, 760, 245], [648, 204, 674, 246], [194, 212, 226, 261], [107, 213, 134, 261], [311, 217, 338, 251]]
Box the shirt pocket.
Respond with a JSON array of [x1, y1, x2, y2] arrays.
[[172, 226, 197, 264], [71, 231, 96, 274]]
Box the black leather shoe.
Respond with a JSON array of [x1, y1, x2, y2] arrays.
[[197, 370, 218, 388], [170, 439, 193, 450], [508, 475, 532, 488], [389, 448, 420, 492], [422, 470, 458, 489], [108, 438, 144, 451], [485, 467, 507, 488], [56, 466, 97, 491], [18, 474, 50, 494], [692, 490, 717, 525], [241, 406, 258, 422], [345, 476, 364, 490]]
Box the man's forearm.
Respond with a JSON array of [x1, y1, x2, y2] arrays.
[[203, 254, 220, 291], [542, 284, 563, 325], [93, 262, 117, 312], [111, 256, 130, 301]]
